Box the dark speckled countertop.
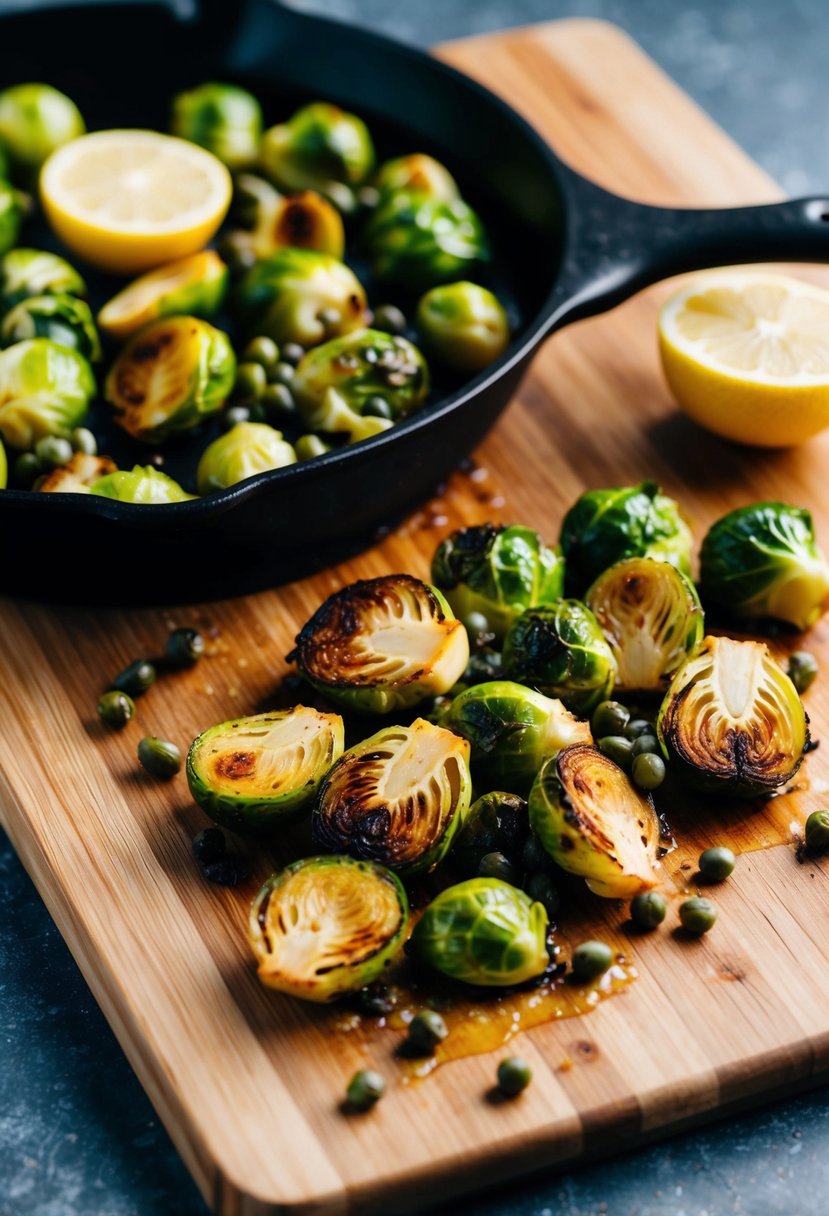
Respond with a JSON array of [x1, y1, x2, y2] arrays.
[[3, 2, 829, 1214]]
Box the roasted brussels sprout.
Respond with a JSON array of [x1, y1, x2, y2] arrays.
[[105, 316, 235, 444], [90, 464, 194, 503], [452, 791, 529, 877], [171, 82, 262, 170], [0, 83, 84, 177], [233, 249, 367, 348], [416, 282, 510, 373], [502, 601, 617, 717], [38, 452, 116, 494], [529, 744, 661, 898], [446, 680, 592, 794], [188, 707, 344, 832], [0, 338, 94, 449], [224, 176, 345, 263], [196, 422, 295, 494], [249, 855, 408, 1002], [0, 182, 23, 257], [364, 192, 489, 291], [1, 294, 101, 361], [560, 481, 693, 593], [432, 523, 565, 641], [0, 249, 86, 311], [97, 251, 228, 342], [411, 878, 550, 987], [293, 574, 469, 714], [261, 102, 375, 208], [657, 635, 809, 797], [373, 153, 459, 204], [700, 502, 829, 631], [585, 557, 704, 696]]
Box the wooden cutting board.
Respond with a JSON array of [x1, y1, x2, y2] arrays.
[[4, 18, 829, 1216]]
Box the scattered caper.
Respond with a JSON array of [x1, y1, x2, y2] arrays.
[[346, 1068, 385, 1111], [234, 361, 267, 404], [591, 700, 630, 739], [280, 341, 305, 367], [521, 833, 549, 875], [192, 827, 226, 865], [242, 335, 280, 371], [357, 983, 395, 1017], [111, 659, 156, 698], [261, 382, 297, 423], [294, 434, 331, 461], [571, 940, 614, 982], [497, 1056, 532, 1097], [788, 651, 819, 696], [96, 689, 135, 730], [202, 858, 249, 886], [12, 451, 41, 486], [462, 611, 490, 640], [268, 360, 296, 386], [221, 405, 252, 431], [525, 871, 560, 917], [34, 434, 73, 468], [624, 718, 653, 741], [70, 426, 97, 456], [406, 1009, 448, 1055], [630, 890, 667, 929], [477, 851, 518, 884], [137, 735, 181, 780], [165, 626, 205, 668], [631, 751, 666, 790], [597, 735, 633, 769], [679, 896, 717, 935], [631, 734, 660, 758], [805, 809, 829, 851], [698, 845, 735, 881], [363, 395, 393, 420], [372, 303, 407, 335]]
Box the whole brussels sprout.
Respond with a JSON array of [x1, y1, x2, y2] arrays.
[[261, 101, 376, 209], [502, 601, 617, 717], [0, 338, 94, 448], [445, 680, 592, 794], [0, 249, 86, 311], [373, 153, 459, 204], [105, 316, 235, 444], [233, 249, 367, 348], [98, 251, 228, 342], [364, 192, 489, 291], [700, 502, 829, 631], [411, 878, 550, 987], [0, 183, 23, 257], [196, 421, 296, 494], [416, 282, 510, 373], [38, 452, 116, 494], [431, 523, 564, 641], [560, 480, 693, 594], [452, 791, 529, 878], [171, 82, 263, 170], [249, 855, 408, 1003], [89, 464, 194, 503], [1, 294, 101, 361], [0, 83, 85, 177], [224, 175, 345, 264]]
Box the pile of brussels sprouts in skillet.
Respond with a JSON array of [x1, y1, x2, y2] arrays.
[[0, 82, 512, 498]]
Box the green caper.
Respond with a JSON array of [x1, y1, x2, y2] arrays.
[[346, 1068, 385, 1111], [192, 827, 226, 864], [698, 846, 735, 881], [12, 451, 41, 486], [462, 611, 490, 640], [805, 809, 829, 851], [242, 335, 280, 371], [597, 735, 633, 769], [631, 751, 666, 790], [294, 434, 331, 461], [372, 303, 407, 335], [70, 426, 97, 456], [788, 651, 819, 695], [525, 871, 560, 917], [591, 700, 630, 739], [362, 395, 392, 420], [679, 896, 717, 935], [631, 734, 660, 758], [261, 383, 297, 423], [497, 1056, 532, 1097], [221, 405, 252, 431], [630, 890, 667, 929], [111, 659, 156, 698], [521, 833, 550, 875], [137, 736, 182, 780], [234, 361, 267, 405], [624, 718, 653, 741], [268, 360, 296, 386], [477, 851, 518, 884], [406, 1009, 448, 1055], [165, 626, 205, 668], [34, 434, 73, 468], [571, 940, 614, 982], [280, 342, 305, 367], [96, 689, 135, 730]]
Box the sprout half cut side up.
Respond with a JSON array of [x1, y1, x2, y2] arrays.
[[249, 855, 408, 1003], [657, 635, 809, 797]]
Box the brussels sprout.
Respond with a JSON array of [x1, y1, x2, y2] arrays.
[[373, 153, 459, 203], [224, 176, 345, 263], [416, 282, 510, 373], [105, 316, 235, 444], [293, 574, 469, 714], [249, 855, 408, 1002], [529, 744, 661, 898], [0, 338, 94, 449], [364, 192, 489, 291], [261, 102, 375, 208], [585, 557, 704, 696], [502, 601, 617, 717], [699, 502, 829, 631], [90, 464, 194, 503], [187, 707, 344, 832], [38, 452, 116, 494], [411, 877, 549, 987], [0, 182, 23, 256], [313, 718, 471, 875], [233, 248, 367, 348], [196, 422, 296, 494], [452, 791, 529, 877], [0, 249, 86, 311], [446, 680, 592, 794], [97, 251, 228, 342], [171, 82, 262, 170], [0, 84, 84, 177], [431, 523, 565, 641], [657, 635, 809, 797], [2, 294, 101, 361], [560, 481, 693, 593]]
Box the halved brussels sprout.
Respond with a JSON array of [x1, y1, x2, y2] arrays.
[[249, 855, 408, 1002], [657, 635, 809, 797], [196, 421, 296, 494], [261, 102, 376, 208], [0, 249, 86, 311], [416, 282, 510, 373], [90, 464, 194, 503], [364, 192, 489, 291], [233, 248, 367, 348], [452, 791, 529, 878], [373, 153, 459, 203], [171, 82, 262, 170], [700, 502, 829, 631], [502, 601, 617, 717], [98, 251, 228, 342], [293, 574, 469, 713], [0, 339, 94, 448], [560, 480, 693, 594], [0, 83, 85, 177], [431, 523, 564, 641], [105, 316, 235, 444], [1, 294, 101, 361], [224, 177, 345, 263], [313, 718, 472, 875], [411, 877, 549, 987], [39, 452, 116, 494], [188, 707, 344, 832], [585, 558, 704, 696], [446, 680, 592, 794], [529, 744, 662, 898], [0, 183, 23, 256]]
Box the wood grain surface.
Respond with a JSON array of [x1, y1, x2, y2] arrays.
[[3, 18, 829, 1216]]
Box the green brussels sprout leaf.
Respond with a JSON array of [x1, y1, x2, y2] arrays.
[[364, 192, 489, 291], [197, 421, 296, 494], [171, 82, 262, 170], [233, 248, 367, 347], [502, 600, 617, 716], [0, 83, 85, 178], [261, 101, 376, 202], [0, 338, 94, 448], [416, 281, 510, 373], [98, 251, 228, 342], [0, 248, 86, 311], [90, 464, 194, 503], [2, 293, 101, 361]]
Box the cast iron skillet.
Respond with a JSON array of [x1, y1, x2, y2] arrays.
[[3, 0, 829, 602]]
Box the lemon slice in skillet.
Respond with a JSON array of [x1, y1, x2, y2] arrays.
[[658, 272, 829, 447], [40, 130, 232, 276]]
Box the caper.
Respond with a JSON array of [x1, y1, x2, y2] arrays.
[[571, 939, 614, 982], [346, 1068, 385, 1111], [624, 718, 653, 741], [630, 890, 667, 929], [406, 1009, 448, 1055], [192, 827, 226, 865], [202, 858, 249, 886], [597, 735, 633, 769], [631, 734, 660, 758], [221, 405, 251, 431], [698, 845, 735, 881], [12, 451, 41, 486], [631, 751, 666, 790], [477, 851, 518, 883], [372, 303, 407, 335], [362, 395, 392, 420], [261, 382, 297, 424], [242, 335, 280, 371], [788, 651, 819, 695], [525, 871, 560, 917], [234, 361, 267, 405], [294, 434, 331, 461], [137, 736, 181, 780], [521, 833, 550, 875], [34, 434, 73, 468], [111, 659, 156, 698], [464, 648, 503, 683], [96, 689, 135, 730], [280, 342, 305, 367], [462, 611, 490, 640], [268, 360, 296, 386], [70, 426, 97, 456], [165, 626, 205, 668], [805, 809, 829, 851], [679, 896, 717, 935], [591, 700, 630, 739], [497, 1056, 532, 1097]]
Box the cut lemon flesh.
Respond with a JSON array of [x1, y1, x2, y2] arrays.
[[40, 130, 231, 275], [658, 272, 829, 447]]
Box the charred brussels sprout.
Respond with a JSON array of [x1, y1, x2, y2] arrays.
[[98, 251, 228, 342], [700, 502, 829, 631], [196, 422, 295, 493], [416, 282, 510, 373], [188, 707, 344, 832], [0, 249, 86, 311], [364, 192, 489, 291], [560, 481, 693, 593], [452, 791, 529, 878], [432, 523, 564, 641], [586, 557, 704, 696], [502, 601, 617, 717], [446, 680, 592, 794], [0, 183, 23, 256], [313, 718, 471, 875], [90, 464, 194, 503], [249, 856, 408, 1002], [233, 249, 367, 348], [224, 176, 345, 263], [657, 635, 809, 797], [38, 452, 116, 494], [411, 878, 550, 987], [261, 102, 375, 208], [0, 84, 84, 177], [529, 744, 661, 898], [171, 82, 262, 170], [2, 294, 101, 361], [105, 316, 235, 444], [373, 153, 459, 203], [0, 339, 94, 449]]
